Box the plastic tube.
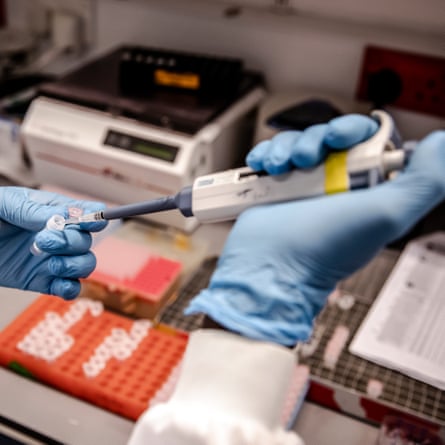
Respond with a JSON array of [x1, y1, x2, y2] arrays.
[[30, 214, 66, 256]]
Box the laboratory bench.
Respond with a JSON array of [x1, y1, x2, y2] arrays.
[[0, 220, 382, 445]]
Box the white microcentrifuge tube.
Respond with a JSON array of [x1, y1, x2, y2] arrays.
[[30, 214, 67, 256]]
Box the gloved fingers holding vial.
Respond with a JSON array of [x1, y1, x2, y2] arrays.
[[187, 116, 445, 346], [0, 187, 107, 300]]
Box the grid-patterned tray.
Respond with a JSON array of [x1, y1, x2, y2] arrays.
[[162, 251, 445, 433], [301, 250, 444, 432]]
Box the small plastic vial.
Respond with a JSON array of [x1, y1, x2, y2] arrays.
[[30, 214, 66, 256]]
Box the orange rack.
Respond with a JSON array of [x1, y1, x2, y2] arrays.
[[0, 295, 188, 420]]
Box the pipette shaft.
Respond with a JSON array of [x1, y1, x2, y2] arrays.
[[65, 186, 193, 224]]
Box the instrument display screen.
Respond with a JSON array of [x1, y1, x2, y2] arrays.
[[104, 130, 178, 163]]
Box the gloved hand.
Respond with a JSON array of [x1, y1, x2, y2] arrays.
[[186, 115, 445, 346], [0, 187, 106, 299]]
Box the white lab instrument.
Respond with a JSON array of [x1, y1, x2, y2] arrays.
[[21, 86, 265, 232]]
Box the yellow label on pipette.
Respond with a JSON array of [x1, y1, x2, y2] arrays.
[[324, 151, 349, 194]]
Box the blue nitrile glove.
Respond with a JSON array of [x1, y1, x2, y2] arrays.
[[0, 187, 107, 300], [186, 115, 445, 346]]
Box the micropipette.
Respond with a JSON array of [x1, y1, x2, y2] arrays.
[[66, 110, 411, 225]]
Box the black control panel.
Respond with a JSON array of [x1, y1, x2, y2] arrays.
[[118, 46, 243, 98]]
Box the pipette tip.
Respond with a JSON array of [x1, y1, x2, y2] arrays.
[[65, 212, 103, 225]]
